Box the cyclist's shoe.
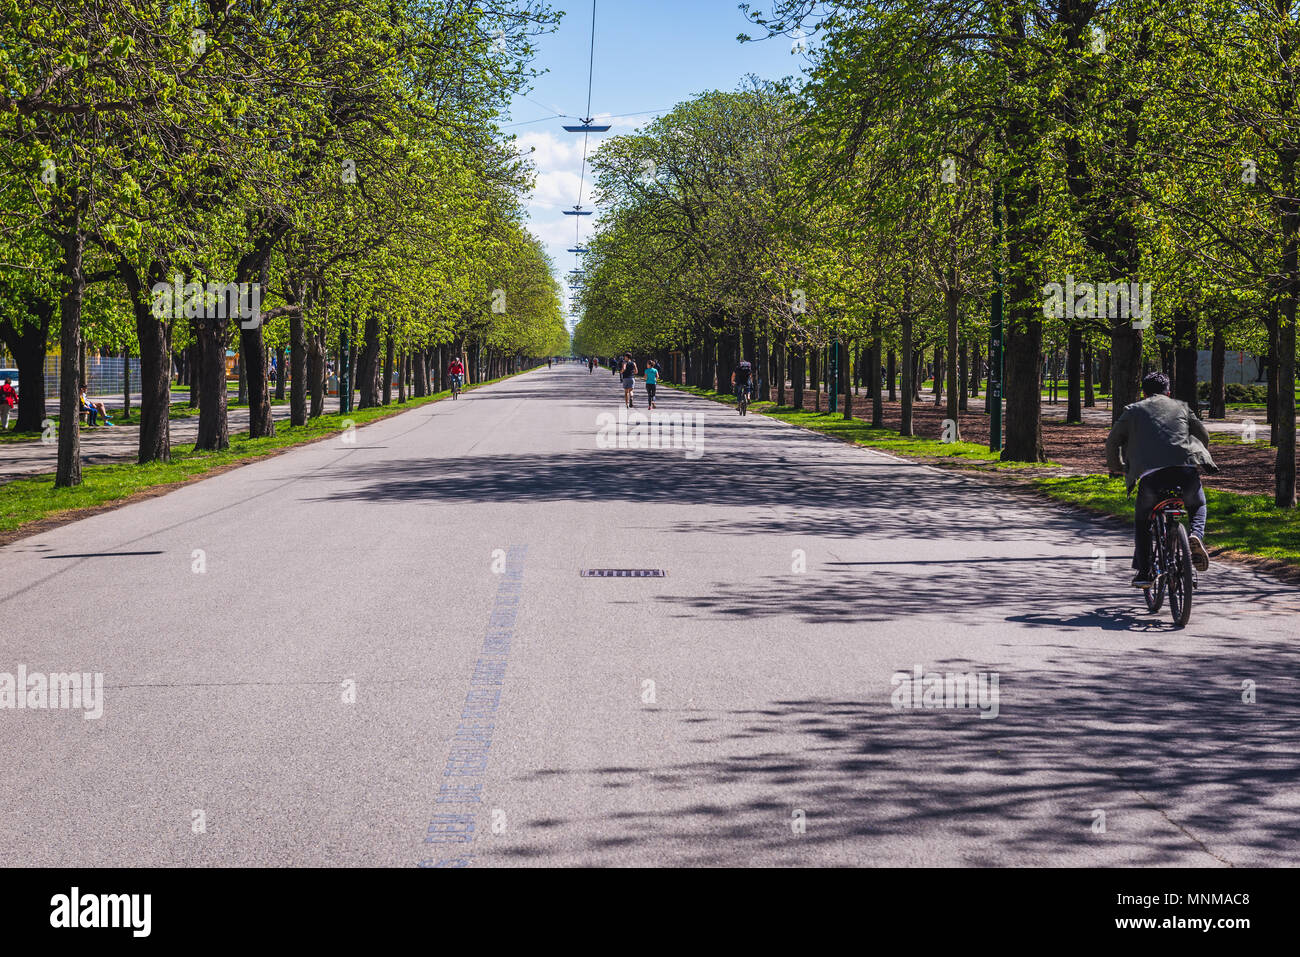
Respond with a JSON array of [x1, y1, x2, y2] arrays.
[[1189, 535, 1210, 571], [1130, 573, 1154, 589]]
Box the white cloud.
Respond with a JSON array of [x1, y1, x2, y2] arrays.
[[514, 127, 611, 295]]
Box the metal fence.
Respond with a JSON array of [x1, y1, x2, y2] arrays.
[[39, 355, 142, 400]]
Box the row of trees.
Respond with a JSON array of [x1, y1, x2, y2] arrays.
[[572, 0, 1298, 507], [0, 0, 568, 487]]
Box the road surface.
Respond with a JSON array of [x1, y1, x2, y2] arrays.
[[1, 365, 1296, 866]]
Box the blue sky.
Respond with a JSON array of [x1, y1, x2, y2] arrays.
[[502, 1, 812, 325]]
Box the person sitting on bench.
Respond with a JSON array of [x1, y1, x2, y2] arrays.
[[79, 386, 113, 426]]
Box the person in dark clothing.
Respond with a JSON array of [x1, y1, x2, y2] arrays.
[[1105, 372, 1216, 587]]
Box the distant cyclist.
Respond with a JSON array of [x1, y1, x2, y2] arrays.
[[448, 356, 466, 394], [1105, 371, 1216, 588], [731, 357, 754, 408]]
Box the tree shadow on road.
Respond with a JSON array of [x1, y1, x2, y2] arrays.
[[306, 441, 1088, 548], [494, 638, 1300, 866]]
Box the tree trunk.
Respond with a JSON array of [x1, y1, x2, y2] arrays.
[[1210, 329, 1226, 419], [194, 316, 230, 451], [358, 307, 381, 409], [1110, 323, 1143, 423], [841, 339, 853, 420], [239, 323, 274, 437], [793, 348, 804, 410], [901, 300, 914, 437], [414, 349, 427, 398], [275, 346, 286, 401], [872, 322, 884, 428], [945, 284, 960, 437], [811, 347, 820, 412], [55, 190, 85, 488], [133, 298, 171, 463], [933, 344, 943, 405], [1276, 298, 1296, 505], [290, 310, 307, 426], [0, 300, 51, 432], [912, 341, 924, 402], [188, 343, 200, 408], [308, 326, 325, 418], [714, 328, 730, 396], [887, 349, 897, 402], [958, 336, 969, 413], [1066, 326, 1082, 424], [383, 324, 394, 405], [1266, 301, 1280, 440], [1173, 308, 1199, 413], [777, 336, 787, 406], [1277, 163, 1298, 505], [1084, 341, 1096, 408], [1002, 314, 1046, 462]]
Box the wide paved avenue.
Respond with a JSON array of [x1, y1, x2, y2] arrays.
[[2, 365, 1296, 866]]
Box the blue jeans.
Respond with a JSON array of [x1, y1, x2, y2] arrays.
[[1134, 466, 1206, 573]]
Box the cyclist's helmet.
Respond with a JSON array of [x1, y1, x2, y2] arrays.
[[1141, 372, 1170, 397]]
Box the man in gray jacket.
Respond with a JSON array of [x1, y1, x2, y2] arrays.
[[1105, 372, 1215, 587]]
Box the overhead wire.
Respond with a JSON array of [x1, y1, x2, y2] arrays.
[[569, 0, 600, 315]]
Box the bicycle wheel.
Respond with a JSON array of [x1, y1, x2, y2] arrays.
[[1143, 522, 1165, 613], [1167, 522, 1194, 627]]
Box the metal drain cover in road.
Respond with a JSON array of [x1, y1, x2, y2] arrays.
[[580, 569, 666, 578]]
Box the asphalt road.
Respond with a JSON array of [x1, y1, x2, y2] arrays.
[[1, 364, 1297, 866]]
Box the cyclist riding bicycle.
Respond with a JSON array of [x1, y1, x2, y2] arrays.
[[731, 358, 754, 404], [1105, 371, 1216, 588], [448, 356, 465, 392]]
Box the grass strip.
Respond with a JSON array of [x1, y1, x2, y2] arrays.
[[675, 382, 1300, 569]]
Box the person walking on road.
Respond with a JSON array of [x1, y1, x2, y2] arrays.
[[0, 376, 16, 430], [1105, 371, 1216, 587], [644, 360, 659, 410], [620, 354, 638, 408]]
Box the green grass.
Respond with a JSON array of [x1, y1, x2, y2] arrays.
[[679, 381, 1300, 568], [1208, 431, 1273, 447], [675, 384, 1057, 468], [1036, 474, 1300, 564], [0, 397, 300, 443], [0, 371, 521, 537]]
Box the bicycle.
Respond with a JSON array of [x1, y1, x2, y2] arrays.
[[736, 383, 752, 416], [1140, 484, 1197, 627], [451, 374, 462, 400]]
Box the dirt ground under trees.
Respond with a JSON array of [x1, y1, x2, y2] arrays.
[[781, 387, 1284, 497]]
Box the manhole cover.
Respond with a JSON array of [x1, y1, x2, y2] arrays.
[[580, 569, 666, 578]]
